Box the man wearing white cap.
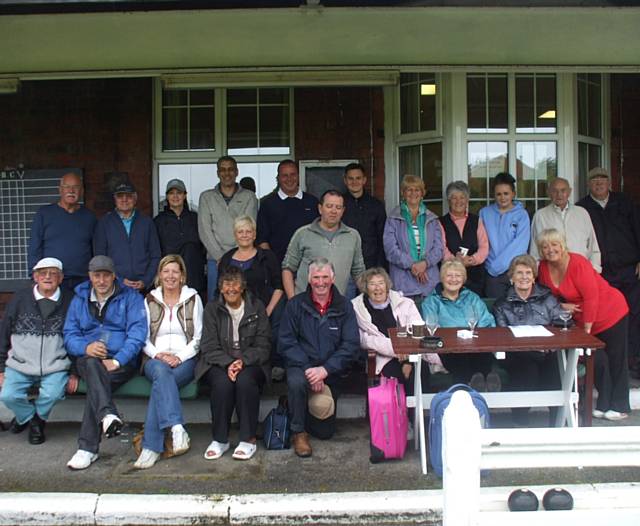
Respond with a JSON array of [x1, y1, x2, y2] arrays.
[[0, 258, 73, 445]]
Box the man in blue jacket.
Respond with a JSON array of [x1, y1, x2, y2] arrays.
[[63, 255, 147, 470], [278, 257, 360, 457], [93, 182, 161, 292]]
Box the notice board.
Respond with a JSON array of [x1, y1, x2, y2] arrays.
[[0, 168, 82, 291]]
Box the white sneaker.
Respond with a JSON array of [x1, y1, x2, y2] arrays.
[[172, 426, 190, 455], [67, 449, 99, 470], [102, 414, 123, 438], [134, 449, 160, 469], [592, 409, 606, 419], [604, 410, 629, 421]]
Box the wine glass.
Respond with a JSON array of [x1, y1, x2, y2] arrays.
[[466, 306, 478, 336], [425, 312, 439, 337], [559, 310, 572, 331]]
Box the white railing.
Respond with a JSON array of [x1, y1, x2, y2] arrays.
[[441, 390, 640, 526]]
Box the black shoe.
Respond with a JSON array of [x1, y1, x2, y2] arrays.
[[542, 488, 573, 510], [28, 415, 46, 445], [9, 418, 28, 434], [508, 489, 539, 511]]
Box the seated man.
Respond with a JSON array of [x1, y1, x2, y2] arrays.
[[0, 258, 73, 445], [63, 255, 147, 470], [278, 257, 360, 457]]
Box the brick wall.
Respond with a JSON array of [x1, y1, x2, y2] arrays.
[[611, 74, 640, 201], [294, 87, 386, 202], [0, 78, 152, 317]]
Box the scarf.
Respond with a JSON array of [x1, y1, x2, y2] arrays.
[[401, 200, 427, 262]]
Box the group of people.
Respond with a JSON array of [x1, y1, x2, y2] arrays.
[[0, 157, 637, 469]]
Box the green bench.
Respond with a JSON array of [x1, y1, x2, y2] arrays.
[[75, 376, 199, 399]]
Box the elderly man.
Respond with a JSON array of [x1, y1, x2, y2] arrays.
[[94, 182, 161, 292], [278, 258, 360, 457], [577, 167, 640, 378], [257, 159, 319, 264], [0, 258, 73, 444], [28, 172, 96, 291], [198, 156, 259, 300], [63, 255, 147, 470], [530, 177, 601, 272], [282, 190, 365, 298]]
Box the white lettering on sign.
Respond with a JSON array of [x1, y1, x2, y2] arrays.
[[0, 170, 26, 180]]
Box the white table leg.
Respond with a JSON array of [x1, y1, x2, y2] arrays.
[[410, 354, 428, 475], [554, 348, 579, 428]]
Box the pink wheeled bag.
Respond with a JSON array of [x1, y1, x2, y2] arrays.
[[368, 375, 409, 462]]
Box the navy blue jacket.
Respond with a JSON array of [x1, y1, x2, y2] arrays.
[[278, 285, 360, 375], [63, 280, 147, 367], [94, 210, 161, 289]]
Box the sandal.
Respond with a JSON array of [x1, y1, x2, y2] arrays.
[[203, 440, 229, 460], [232, 441, 257, 460]]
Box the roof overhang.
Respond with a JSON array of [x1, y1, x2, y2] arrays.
[[1, 6, 640, 78]]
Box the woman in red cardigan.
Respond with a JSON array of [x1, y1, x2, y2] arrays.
[[536, 228, 630, 420]]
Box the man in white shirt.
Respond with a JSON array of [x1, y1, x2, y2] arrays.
[[529, 177, 601, 272]]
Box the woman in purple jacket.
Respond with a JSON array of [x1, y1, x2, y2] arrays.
[[383, 175, 444, 309]]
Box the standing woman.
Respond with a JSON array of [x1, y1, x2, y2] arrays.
[[154, 179, 206, 300], [439, 181, 489, 296], [479, 173, 530, 298], [135, 255, 203, 469], [196, 267, 270, 461], [384, 175, 443, 309], [537, 228, 630, 420]]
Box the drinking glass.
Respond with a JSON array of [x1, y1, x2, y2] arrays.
[[559, 310, 572, 331], [466, 306, 478, 336], [425, 312, 439, 337], [396, 317, 408, 338]]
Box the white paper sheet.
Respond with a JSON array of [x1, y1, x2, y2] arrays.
[[508, 325, 554, 337]]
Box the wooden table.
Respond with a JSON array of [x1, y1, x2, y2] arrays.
[[389, 326, 605, 475]]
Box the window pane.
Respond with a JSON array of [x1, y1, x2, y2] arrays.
[[227, 106, 257, 153], [259, 106, 290, 152], [578, 142, 602, 200], [162, 107, 187, 150], [536, 75, 556, 133], [468, 142, 508, 203], [422, 142, 443, 215], [515, 75, 535, 133], [227, 89, 256, 105], [399, 144, 421, 177], [190, 107, 215, 150], [189, 89, 214, 106], [516, 141, 556, 213], [587, 76, 602, 138], [400, 73, 437, 134], [487, 76, 508, 132], [164, 89, 187, 106], [578, 75, 588, 136], [467, 75, 486, 132], [260, 88, 288, 104]]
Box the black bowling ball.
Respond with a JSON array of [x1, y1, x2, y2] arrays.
[[543, 488, 574, 511], [507, 488, 539, 512]]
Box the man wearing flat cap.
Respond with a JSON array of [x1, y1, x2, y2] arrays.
[[63, 255, 147, 469], [0, 258, 73, 445], [577, 167, 640, 378], [278, 257, 360, 457], [94, 181, 161, 293]]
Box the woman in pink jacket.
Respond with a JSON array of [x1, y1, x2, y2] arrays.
[[351, 268, 442, 389]]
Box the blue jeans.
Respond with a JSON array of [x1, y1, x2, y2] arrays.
[[207, 259, 219, 302], [142, 358, 196, 453], [345, 278, 358, 302], [0, 368, 68, 424]]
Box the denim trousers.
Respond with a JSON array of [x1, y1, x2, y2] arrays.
[[142, 357, 196, 452], [0, 368, 68, 424]]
